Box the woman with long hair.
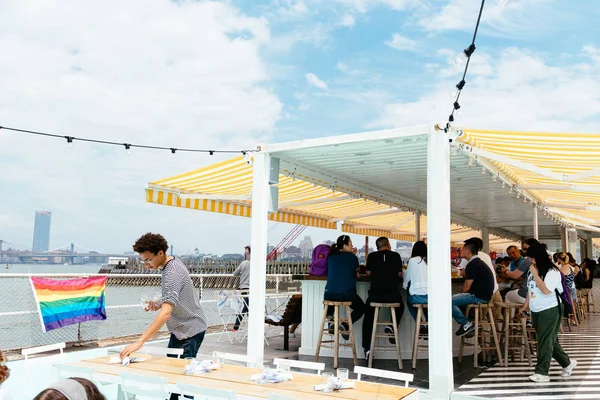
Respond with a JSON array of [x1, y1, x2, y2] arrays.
[[324, 235, 365, 337], [403, 241, 428, 321], [0, 350, 12, 400], [556, 252, 577, 324], [520, 244, 575, 383]]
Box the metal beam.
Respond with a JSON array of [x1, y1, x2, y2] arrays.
[[328, 208, 403, 223], [262, 125, 431, 154], [277, 157, 522, 242], [279, 194, 351, 208]]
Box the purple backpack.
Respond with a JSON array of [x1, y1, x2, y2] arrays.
[[309, 244, 330, 276]]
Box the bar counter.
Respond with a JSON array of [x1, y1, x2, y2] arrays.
[[292, 274, 470, 361]]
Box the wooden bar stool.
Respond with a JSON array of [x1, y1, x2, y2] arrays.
[[497, 302, 531, 367], [577, 289, 588, 320], [315, 300, 358, 369], [582, 288, 596, 313], [411, 304, 428, 369], [367, 302, 403, 370], [458, 303, 503, 368]]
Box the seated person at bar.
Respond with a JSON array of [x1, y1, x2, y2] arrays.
[[469, 237, 502, 319], [324, 235, 365, 339], [404, 240, 428, 320], [451, 239, 495, 336], [362, 237, 403, 360], [501, 245, 531, 304]]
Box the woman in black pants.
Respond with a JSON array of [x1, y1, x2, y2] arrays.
[[324, 235, 365, 338]]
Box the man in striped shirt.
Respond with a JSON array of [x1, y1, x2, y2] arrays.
[[121, 233, 208, 364]]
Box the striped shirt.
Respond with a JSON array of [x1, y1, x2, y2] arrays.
[[161, 257, 207, 340]]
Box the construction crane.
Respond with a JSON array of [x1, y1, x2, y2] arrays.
[[267, 224, 307, 261]]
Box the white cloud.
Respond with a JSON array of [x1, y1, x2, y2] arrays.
[[305, 73, 329, 89], [341, 14, 356, 27], [385, 33, 418, 51], [0, 0, 281, 254], [371, 47, 600, 133]]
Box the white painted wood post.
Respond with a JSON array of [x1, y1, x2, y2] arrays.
[[481, 227, 490, 254], [533, 208, 539, 241], [427, 126, 454, 399], [247, 151, 269, 366], [415, 210, 421, 241]]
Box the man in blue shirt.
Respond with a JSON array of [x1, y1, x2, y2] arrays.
[[451, 238, 495, 336], [501, 245, 531, 304]]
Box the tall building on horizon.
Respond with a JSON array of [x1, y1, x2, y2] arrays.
[[299, 236, 314, 259], [32, 211, 52, 252]]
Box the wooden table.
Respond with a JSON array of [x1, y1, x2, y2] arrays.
[[71, 355, 418, 400]]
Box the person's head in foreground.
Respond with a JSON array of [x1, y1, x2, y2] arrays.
[[133, 232, 170, 270], [0, 349, 9, 385], [33, 378, 106, 400]]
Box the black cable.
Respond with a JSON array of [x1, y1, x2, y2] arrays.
[[445, 0, 486, 132], [0, 125, 256, 154]]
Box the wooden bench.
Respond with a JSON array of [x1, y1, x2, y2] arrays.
[[265, 294, 302, 351]]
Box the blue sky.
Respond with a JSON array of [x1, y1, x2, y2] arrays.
[[0, 0, 599, 255]]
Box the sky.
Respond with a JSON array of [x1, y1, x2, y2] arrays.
[[0, 0, 599, 255]]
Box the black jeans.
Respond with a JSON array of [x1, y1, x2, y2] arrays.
[[233, 292, 249, 330], [324, 291, 365, 324], [362, 293, 404, 351], [167, 330, 206, 400]]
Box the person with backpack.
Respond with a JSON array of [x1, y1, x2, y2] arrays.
[[361, 237, 404, 361], [324, 235, 365, 339], [520, 244, 576, 383]]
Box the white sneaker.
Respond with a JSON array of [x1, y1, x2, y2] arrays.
[[562, 359, 577, 377], [529, 374, 550, 383]]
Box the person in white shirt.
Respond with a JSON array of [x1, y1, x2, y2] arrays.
[[403, 241, 428, 321], [0, 350, 13, 400], [232, 246, 251, 331], [520, 244, 576, 383]]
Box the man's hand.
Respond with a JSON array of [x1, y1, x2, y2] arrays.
[[120, 341, 143, 360], [147, 301, 162, 311]]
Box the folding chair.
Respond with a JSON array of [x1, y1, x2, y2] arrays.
[[272, 358, 324, 375], [119, 372, 171, 399], [354, 366, 414, 387], [213, 351, 259, 367], [176, 382, 237, 399]]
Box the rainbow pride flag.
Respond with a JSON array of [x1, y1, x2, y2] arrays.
[[30, 276, 107, 332]]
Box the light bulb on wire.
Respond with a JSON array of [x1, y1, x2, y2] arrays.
[[170, 148, 176, 159], [124, 144, 131, 155], [468, 157, 474, 167], [492, 175, 497, 183], [481, 166, 486, 175], [66, 136, 74, 149], [455, 44, 476, 65]]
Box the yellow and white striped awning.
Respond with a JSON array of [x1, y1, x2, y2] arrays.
[[146, 156, 418, 241], [459, 129, 600, 233]]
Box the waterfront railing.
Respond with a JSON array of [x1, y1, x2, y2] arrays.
[[0, 273, 301, 353]]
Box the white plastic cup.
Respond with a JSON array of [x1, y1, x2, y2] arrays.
[[279, 360, 291, 372]]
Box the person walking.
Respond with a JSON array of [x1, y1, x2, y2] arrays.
[[520, 244, 576, 383], [232, 246, 251, 331]]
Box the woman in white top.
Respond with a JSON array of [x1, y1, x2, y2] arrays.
[[403, 241, 428, 321], [520, 244, 575, 383], [0, 350, 12, 400]]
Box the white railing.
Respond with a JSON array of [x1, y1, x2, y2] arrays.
[[0, 273, 301, 352]]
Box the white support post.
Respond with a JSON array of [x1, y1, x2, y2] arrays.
[[561, 228, 568, 252], [247, 151, 270, 366], [585, 238, 594, 259], [533, 208, 539, 241], [415, 210, 421, 241], [481, 227, 490, 254], [427, 126, 453, 399]]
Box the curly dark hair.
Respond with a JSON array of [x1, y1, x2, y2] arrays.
[[0, 349, 9, 384], [33, 378, 106, 400], [132, 233, 169, 254]]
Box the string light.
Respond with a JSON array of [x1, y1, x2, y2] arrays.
[[124, 143, 131, 155], [492, 175, 497, 183], [443, 0, 486, 132], [481, 166, 486, 175], [170, 148, 177, 159], [467, 157, 474, 167], [0, 125, 255, 156], [501, 181, 506, 188], [516, 192, 521, 199]]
